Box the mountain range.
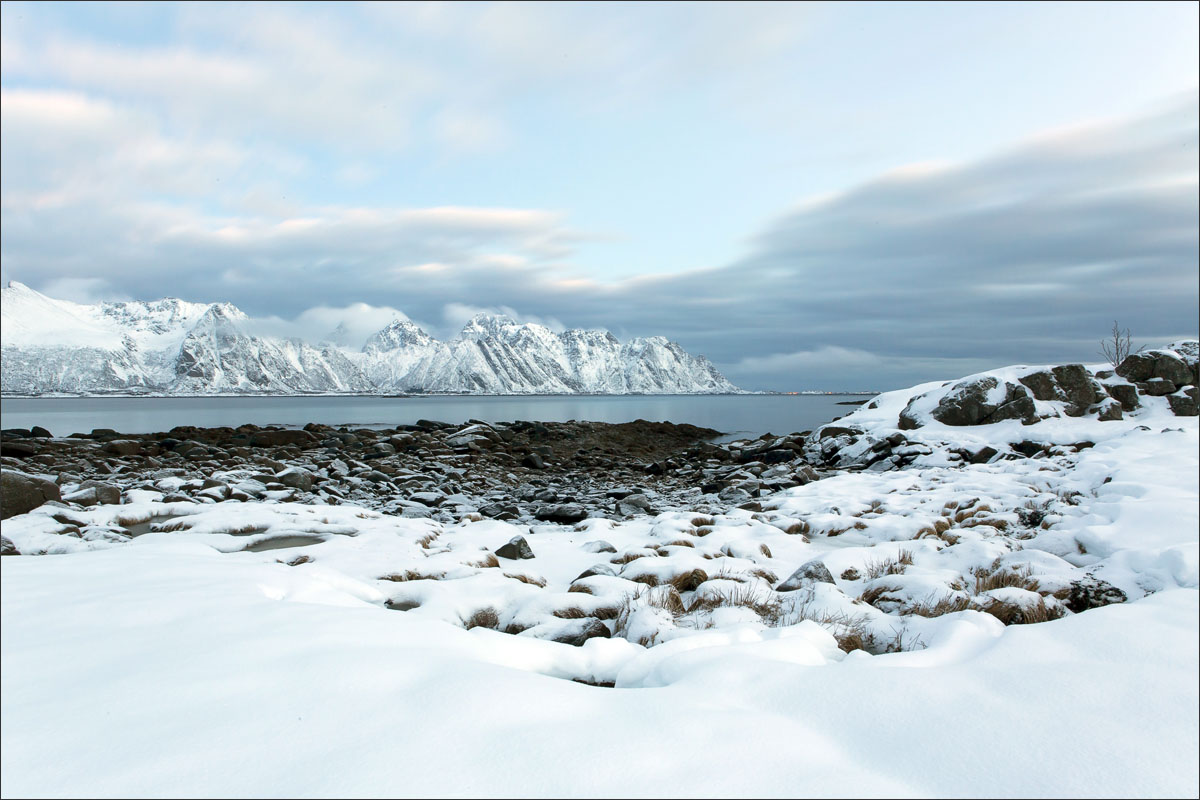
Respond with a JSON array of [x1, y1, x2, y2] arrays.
[[0, 282, 740, 395]]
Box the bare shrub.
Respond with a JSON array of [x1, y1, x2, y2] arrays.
[[902, 593, 971, 618], [1099, 320, 1145, 369]]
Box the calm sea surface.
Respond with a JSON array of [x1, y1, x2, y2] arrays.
[[0, 394, 867, 441]]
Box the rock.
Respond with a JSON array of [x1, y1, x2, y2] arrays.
[[534, 504, 588, 524], [983, 384, 1037, 423], [581, 540, 617, 554], [249, 429, 317, 447], [617, 493, 654, 515], [103, 439, 142, 456], [410, 491, 445, 507], [928, 376, 1002, 426], [1137, 378, 1177, 397], [1049, 364, 1102, 410], [1, 469, 62, 519], [776, 560, 836, 591], [551, 618, 611, 647], [1092, 398, 1124, 421], [522, 453, 546, 470], [717, 486, 753, 505], [1065, 576, 1127, 613], [1, 535, 18, 555], [275, 467, 314, 492], [574, 563, 617, 581], [1, 441, 40, 458], [1104, 382, 1141, 411], [79, 480, 121, 505], [970, 446, 999, 464], [1167, 386, 1199, 417], [29, 426, 52, 438], [1017, 370, 1060, 401], [495, 535, 535, 560], [1116, 350, 1192, 386]]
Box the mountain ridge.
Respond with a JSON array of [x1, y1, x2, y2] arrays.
[[1, 282, 741, 396]]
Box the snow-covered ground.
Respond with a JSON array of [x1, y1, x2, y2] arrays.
[[2, 363, 1197, 797]]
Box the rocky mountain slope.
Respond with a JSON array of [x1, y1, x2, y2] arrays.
[[0, 282, 739, 395]]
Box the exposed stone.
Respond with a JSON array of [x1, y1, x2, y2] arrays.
[[522, 453, 546, 470], [1, 535, 17, 555], [104, 439, 142, 456], [574, 563, 617, 581], [1017, 370, 1060, 401], [1167, 386, 1199, 417], [776, 559, 836, 591], [1049, 364, 1102, 411], [534, 504, 588, 524], [1, 469, 62, 519], [1103, 382, 1140, 412], [1065, 576, 1127, 613], [1137, 378, 1177, 397], [250, 429, 317, 448], [495, 535, 535, 560], [29, 426, 52, 438], [79, 480, 121, 505], [275, 467, 314, 492], [618, 493, 654, 515], [1092, 398, 1124, 421], [581, 540, 617, 554]]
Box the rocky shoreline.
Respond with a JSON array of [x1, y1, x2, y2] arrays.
[[1, 418, 824, 536]]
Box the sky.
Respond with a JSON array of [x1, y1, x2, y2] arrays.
[[1, 1, 1197, 391]]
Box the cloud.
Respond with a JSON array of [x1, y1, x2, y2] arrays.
[[241, 303, 415, 350], [442, 303, 565, 336], [37, 276, 129, 305]]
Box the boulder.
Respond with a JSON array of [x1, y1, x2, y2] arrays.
[[574, 563, 617, 581], [1167, 386, 1199, 417], [929, 376, 1002, 426], [1137, 378, 1177, 397], [1, 535, 18, 556], [29, 426, 52, 438], [1049, 364, 1102, 411], [103, 439, 142, 456], [495, 535, 535, 560], [275, 467, 315, 492], [1103, 382, 1140, 411], [79, 480, 121, 505], [1, 470, 62, 519], [1117, 350, 1192, 386], [617, 493, 654, 516], [534, 504, 588, 524], [249, 429, 317, 448], [522, 453, 546, 470], [1065, 576, 1127, 613], [1017, 370, 1060, 401], [1091, 398, 1123, 421], [581, 540, 617, 554], [776, 560, 836, 591]]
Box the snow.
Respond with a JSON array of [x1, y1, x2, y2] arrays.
[[2, 357, 1198, 796]]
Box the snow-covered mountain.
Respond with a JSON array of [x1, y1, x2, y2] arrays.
[[0, 282, 740, 395]]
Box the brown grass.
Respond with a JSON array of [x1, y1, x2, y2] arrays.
[[611, 551, 652, 565], [462, 607, 500, 630], [593, 606, 621, 620], [668, 569, 708, 592], [466, 553, 500, 569], [748, 567, 778, 583], [979, 596, 1063, 626], [552, 606, 589, 619], [785, 521, 810, 535], [416, 532, 439, 549], [685, 584, 783, 624], [379, 569, 445, 582], [691, 516, 715, 527], [567, 583, 594, 594], [973, 563, 1040, 594], [859, 582, 904, 608], [758, 543, 773, 558], [630, 574, 660, 587], [901, 593, 971, 618], [664, 539, 695, 548], [840, 567, 861, 581], [864, 549, 914, 580], [504, 572, 547, 588], [694, 526, 715, 537]]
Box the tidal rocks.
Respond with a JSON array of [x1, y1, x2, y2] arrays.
[[534, 504, 588, 524], [1, 470, 62, 519]]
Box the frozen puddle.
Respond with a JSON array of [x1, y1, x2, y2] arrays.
[[244, 535, 326, 552]]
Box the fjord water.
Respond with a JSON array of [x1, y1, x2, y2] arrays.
[[0, 394, 864, 440]]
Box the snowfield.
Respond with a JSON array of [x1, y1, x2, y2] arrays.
[[2, 362, 1198, 797]]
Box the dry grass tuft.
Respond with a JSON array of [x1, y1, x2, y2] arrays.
[[840, 567, 861, 581], [973, 563, 1040, 594], [979, 596, 1063, 626], [503, 572, 547, 587], [466, 553, 500, 569], [502, 622, 531, 635], [694, 526, 715, 537], [630, 574, 660, 587], [567, 583, 594, 594], [864, 550, 913, 580], [462, 607, 500, 630], [668, 569, 709, 593], [664, 539, 695, 548], [859, 582, 903, 608], [611, 551, 652, 565], [379, 569, 445, 582], [933, 518, 952, 534], [901, 593, 971, 618], [282, 555, 312, 566], [685, 584, 783, 624], [553, 606, 589, 619], [691, 516, 715, 527], [758, 543, 773, 558], [853, 521, 869, 530], [593, 605, 621, 620], [416, 532, 439, 549], [748, 567, 778, 583], [785, 520, 811, 535]]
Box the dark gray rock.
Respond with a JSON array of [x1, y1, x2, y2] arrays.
[[534, 504, 588, 524], [1167, 386, 1199, 417], [1, 470, 62, 519], [522, 453, 546, 470], [1091, 398, 1124, 421], [495, 535, 535, 560], [275, 467, 314, 492], [983, 384, 1037, 423], [1017, 370, 1060, 401], [1115, 352, 1157, 383], [581, 540, 617, 554], [1, 535, 18, 555], [776, 560, 836, 591], [1137, 378, 1177, 397], [79, 480, 121, 505], [250, 429, 317, 448], [1065, 576, 1127, 613], [574, 563, 617, 581], [1050, 364, 1102, 410], [617, 493, 654, 515], [29, 426, 52, 438], [103, 439, 142, 456], [1104, 382, 1141, 411], [928, 376, 1002, 426]]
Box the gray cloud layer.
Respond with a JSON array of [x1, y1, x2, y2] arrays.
[[3, 95, 1197, 391]]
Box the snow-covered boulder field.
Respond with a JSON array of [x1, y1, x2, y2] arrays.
[[2, 347, 1197, 797]]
